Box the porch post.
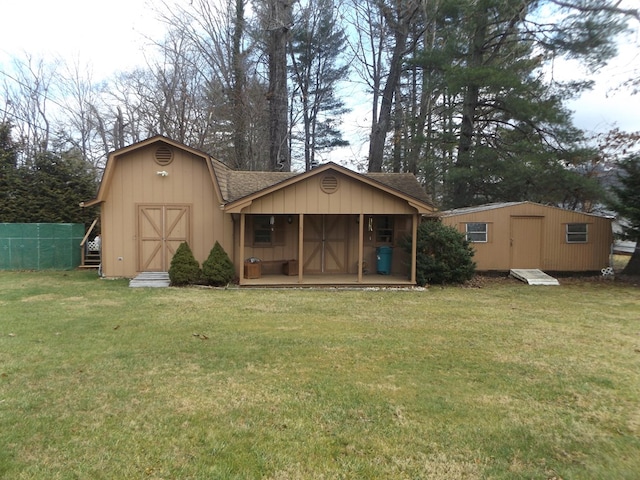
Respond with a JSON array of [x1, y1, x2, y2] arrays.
[[298, 213, 304, 282], [239, 212, 246, 285], [411, 213, 418, 284], [358, 213, 364, 283]]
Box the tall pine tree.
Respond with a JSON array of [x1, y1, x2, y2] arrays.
[[610, 155, 640, 275], [289, 0, 350, 171]]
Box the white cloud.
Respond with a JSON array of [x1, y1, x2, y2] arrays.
[[0, 0, 165, 78]]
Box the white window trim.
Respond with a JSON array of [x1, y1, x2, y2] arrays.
[[465, 222, 488, 243], [566, 223, 588, 243]]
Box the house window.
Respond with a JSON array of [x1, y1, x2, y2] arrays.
[[253, 216, 273, 244], [465, 222, 487, 242], [250, 215, 286, 246], [376, 216, 394, 243], [567, 223, 587, 243]]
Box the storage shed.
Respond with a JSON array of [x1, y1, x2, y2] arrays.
[[439, 202, 613, 272], [82, 136, 436, 286]]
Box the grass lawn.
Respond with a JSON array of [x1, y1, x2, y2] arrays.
[[1, 271, 639, 479]]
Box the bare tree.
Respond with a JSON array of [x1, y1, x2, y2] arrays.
[[256, 0, 294, 171], [1, 56, 56, 165], [152, 0, 270, 169], [346, 0, 422, 172]]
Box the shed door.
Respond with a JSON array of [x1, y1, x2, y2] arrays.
[[303, 215, 347, 274], [138, 205, 191, 272], [510, 216, 542, 269]]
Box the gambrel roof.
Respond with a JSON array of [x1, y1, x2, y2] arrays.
[[84, 136, 434, 214]]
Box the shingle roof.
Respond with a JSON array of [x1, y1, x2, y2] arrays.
[[212, 161, 433, 207], [226, 171, 297, 202], [364, 173, 432, 205]]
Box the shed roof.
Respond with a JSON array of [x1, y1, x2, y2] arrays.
[[439, 201, 613, 220], [439, 202, 525, 216]]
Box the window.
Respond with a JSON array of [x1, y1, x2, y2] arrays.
[[250, 215, 286, 246], [465, 223, 487, 242], [566, 223, 587, 243], [376, 216, 394, 243], [253, 215, 273, 244]]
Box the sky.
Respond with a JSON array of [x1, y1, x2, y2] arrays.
[[1, 0, 639, 165], [0, 0, 163, 79]]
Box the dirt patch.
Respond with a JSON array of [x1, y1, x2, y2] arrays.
[[463, 273, 640, 288]]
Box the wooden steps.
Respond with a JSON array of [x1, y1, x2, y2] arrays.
[[80, 252, 101, 269], [129, 272, 170, 288]]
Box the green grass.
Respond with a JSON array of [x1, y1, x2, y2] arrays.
[[1, 271, 639, 479]]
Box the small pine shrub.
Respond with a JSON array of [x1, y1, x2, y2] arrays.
[[168, 242, 201, 286], [402, 220, 476, 286], [202, 241, 236, 286]]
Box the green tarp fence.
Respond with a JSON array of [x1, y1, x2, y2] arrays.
[[0, 223, 85, 271]]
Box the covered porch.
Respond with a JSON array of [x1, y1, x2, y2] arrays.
[[223, 163, 435, 287], [234, 212, 420, 286]]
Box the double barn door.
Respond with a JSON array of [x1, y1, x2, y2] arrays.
[[137, 205, 191, 272], [303, 215, 348, 274]]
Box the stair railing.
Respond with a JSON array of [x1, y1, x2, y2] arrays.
[[80, 218, 99, 267]]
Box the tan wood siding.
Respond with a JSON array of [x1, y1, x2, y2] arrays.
[[441, 203, 613, 272], [242, 173, 415, 215], [100, 143, 228, 278]]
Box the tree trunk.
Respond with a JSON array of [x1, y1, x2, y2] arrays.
[[622, 241, 640, 276], [368, 28, 408, 172], [231, 0, 248, 170], [367, 1, 420, 173], [268, 0, 291, 172], [449, 8, 488, 208]]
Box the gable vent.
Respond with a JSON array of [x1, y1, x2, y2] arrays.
[[154, 145, 174, 166], [320, 174, 339, 194]]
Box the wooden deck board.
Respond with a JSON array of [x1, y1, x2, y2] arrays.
[[241, 273, 413, 287], [510, 269, 559, 286]]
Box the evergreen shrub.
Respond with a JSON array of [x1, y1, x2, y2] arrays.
[[168, 242, 201, 286], [202, 241, 236, 286], [402, 220, 476, 286]]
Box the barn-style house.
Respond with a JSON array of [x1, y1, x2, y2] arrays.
[[82, 136, 436, 286]]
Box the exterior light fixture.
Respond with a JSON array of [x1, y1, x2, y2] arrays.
[[156, 171, 169, 177]]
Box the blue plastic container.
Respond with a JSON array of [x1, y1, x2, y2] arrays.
[[376, 246, 393, 274]]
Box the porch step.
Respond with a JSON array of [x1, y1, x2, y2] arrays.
[[129, 272, 170, 288], [510, 269, 559, 286]]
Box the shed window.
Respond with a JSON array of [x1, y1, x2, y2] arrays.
[[566, 223, 587, 243], [465, 223, 487, 242]]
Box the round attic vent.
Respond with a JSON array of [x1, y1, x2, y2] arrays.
[[320, 174, 339, 194], [154, 144, 174, 166]]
